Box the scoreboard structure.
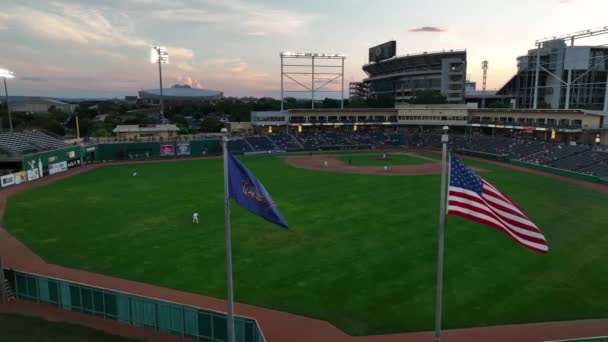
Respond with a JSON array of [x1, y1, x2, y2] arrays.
[[368, 41, 397, 63]]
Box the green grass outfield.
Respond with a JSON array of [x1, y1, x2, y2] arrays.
[[4, 154, 608, 335], [336, 153, 432, 166], [0, 314, 139, 341]]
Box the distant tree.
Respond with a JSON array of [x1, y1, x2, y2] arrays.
[[200, 117, 223, 133], [346, 98, 367, 108], [176, 124, 191, 135], [104, 114, 123, 128], [284, 97, 298, 109], [92, 127, 111, 137], [321, 97, 339, 108], [172, 114, 188, 127], [77, 118, 94, 137], [365, 94, 395, 108], [30, 116, 65, 136], [411, 89, 448, 104]]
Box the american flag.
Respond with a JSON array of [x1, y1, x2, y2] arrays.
[[447, 155, 548, 254]]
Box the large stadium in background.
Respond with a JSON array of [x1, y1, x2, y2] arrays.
[[362, 48, 467, 104], [138, 84, 223, 107]]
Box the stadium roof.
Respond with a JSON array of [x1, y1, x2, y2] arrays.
[[139, 84, 222, 99]]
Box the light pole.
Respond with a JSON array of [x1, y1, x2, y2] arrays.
[[150, 46, 168, 122], [0, 68, 14, 132]]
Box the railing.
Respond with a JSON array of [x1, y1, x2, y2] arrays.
[[470, 119, 583, 129], [9, 270, 265, 342], [89, 133, 223, 144]]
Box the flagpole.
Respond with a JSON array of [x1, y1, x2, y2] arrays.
[[221, 127, 236, 342], [434, 125, 449, 342]]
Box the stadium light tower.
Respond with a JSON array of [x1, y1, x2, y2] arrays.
[[481, 61, 488, 108], [0, 68, 14, 132], [280, 52, 346, 110], [150, 46, 169, 121]]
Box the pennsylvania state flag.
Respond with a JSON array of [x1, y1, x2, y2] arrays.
[[227, 153, 288, 228]]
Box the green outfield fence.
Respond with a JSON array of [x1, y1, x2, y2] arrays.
[[22, 145, 85, 172], [8, 270, 265, 342], [95, 140, 222, 161]]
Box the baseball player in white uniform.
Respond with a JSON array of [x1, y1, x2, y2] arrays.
[[193, 211, 199, 224]]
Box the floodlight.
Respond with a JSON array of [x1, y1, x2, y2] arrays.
[[150, 46, 169, 64], [0, 68, 14, 79]]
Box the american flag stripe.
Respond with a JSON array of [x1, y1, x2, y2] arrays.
[[482, 181, 528, 216], [448, 189, 546, 242], [447, 207, 549, 254], [447, 156, 548, 254], [449, 189, 539, 233]]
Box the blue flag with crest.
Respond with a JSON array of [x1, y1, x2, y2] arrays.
[[227, 153, 288, 228]]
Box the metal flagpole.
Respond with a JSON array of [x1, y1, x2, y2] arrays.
[[434, 126, 449, 342], [533, 43, 541, 109], [157, 48, 165, 121], [222, 128, 236, 342], [3, 77, 12, 132]]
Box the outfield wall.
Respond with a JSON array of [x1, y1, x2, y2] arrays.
[[95, 140, 222, 161], [9, 270, 265, 342], [18, 146, 85, 184]]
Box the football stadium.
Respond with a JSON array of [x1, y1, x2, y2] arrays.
[[2, 20, 608, 342]]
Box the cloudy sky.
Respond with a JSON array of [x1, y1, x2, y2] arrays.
[[1, 0, 607, 98]]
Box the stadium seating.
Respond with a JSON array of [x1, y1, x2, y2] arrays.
[[245, 136, 276, 150], [0, 130, 66, 156], [227, 139, 252, 153], [267, 134, 302, 149], [226, 129, 608, 178]]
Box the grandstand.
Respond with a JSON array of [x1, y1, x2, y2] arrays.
[[223, 130, 608, 178], [0, 130, 67, 158]]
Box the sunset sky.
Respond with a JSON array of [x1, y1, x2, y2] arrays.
[[1, 0, 607, 98]]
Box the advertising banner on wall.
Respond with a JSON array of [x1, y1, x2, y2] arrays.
[[1, 174, 15, 188], [176, 143, 191, 156], [26, 158, 42, 181], [14, 171, 27, 185], [160, 144, 175, 156], [67, 159, 82, 169], [49, 161, 68, 175], [27, 168, 40, 181]]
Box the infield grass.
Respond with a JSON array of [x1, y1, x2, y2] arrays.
[[336, 153, 432, 166], [4, 154, 608, 335]]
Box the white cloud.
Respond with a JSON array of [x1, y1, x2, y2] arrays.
[[200, 58, 273, 87], [150, 0, 316, 36], [151, 8, 226, 23], [127, 0, 184, 6], [6, 2, 193, 59], [0, 13, 8, 29], [175, 63, 193, 72], [175, 75, 204, 89], [91, 49, 129, 60], [167, 47, 195, 59]]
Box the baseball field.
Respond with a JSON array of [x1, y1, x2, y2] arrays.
[[4, 152, 608, 336]]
